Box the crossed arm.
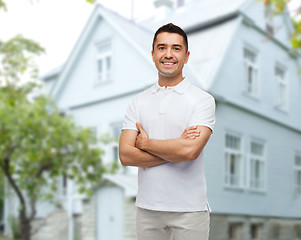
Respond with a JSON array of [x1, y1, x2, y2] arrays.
[[119, 123, 212, 168]]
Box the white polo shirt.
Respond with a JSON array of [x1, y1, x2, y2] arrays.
[[122, 78, 215, 212]]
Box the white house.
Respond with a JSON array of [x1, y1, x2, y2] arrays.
[[4, 0, 301, 239]]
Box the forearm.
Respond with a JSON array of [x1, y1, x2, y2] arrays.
[[119, 129, 168, 168], [119, 144, 168, 168], [141, 138, 197, 162]]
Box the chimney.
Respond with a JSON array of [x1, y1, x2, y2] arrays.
[[177, 0, 184, 8], [153, 0, 174, 19]]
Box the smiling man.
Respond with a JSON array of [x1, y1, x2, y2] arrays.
[[119, 23, 216, 240]]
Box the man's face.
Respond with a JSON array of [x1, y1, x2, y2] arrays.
[[152, 32, 190, 79]]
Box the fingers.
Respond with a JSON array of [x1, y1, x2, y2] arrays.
[[181, 133, 199, 139], [181, 126, 201, 140], [185, 129, 200, 135], [185, 132, 200, 139], [136, 122, 143, 133], [184, 125, 197, 131]]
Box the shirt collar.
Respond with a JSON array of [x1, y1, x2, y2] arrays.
[[152, 78, 191, 95]]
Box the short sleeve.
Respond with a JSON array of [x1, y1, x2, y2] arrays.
[[188, 95, 216, 133], [122, 98, 138, 131]]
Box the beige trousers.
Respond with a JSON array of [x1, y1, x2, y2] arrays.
[[136, 207, 210, 240]]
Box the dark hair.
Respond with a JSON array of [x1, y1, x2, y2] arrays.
[[152, 23, 188, 52]]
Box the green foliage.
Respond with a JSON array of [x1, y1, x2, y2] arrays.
[[0, 35, 45, 84], [0, 26, 106, 240], [259, 0, 301, 50], [261, 0, 288, 14], [0, 83, 106, 200], [0, 0, 7, 12]]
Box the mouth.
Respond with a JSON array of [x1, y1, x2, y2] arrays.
[[161, 62, 177, 66]]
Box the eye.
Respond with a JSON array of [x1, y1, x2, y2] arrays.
[[174, 47, 181, 51], [158, 46, 165, 51]]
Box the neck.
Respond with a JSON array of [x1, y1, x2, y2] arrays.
[[158, 74, 184, 87]]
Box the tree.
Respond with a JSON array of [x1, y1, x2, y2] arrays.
[[0, 36, 106, 240], [260, 0, 301, 49]]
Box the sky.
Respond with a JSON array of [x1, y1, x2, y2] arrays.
[[0, 0, 156, 76], [0, 0, 300, 76]]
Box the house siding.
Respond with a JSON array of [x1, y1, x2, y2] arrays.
[[205, 102, 301, 217], [124, 198, 137, 240], [56, 18, 156, 110], [5, 1, 301, 240], [82, 195, 97, 240], [210, 213, 301, 240], [211, 20, 301, 130]]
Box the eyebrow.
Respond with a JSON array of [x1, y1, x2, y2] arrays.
[[156, 43, 183, 48]]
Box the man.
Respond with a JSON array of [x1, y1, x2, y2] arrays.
[[119, 23, 215, 240]]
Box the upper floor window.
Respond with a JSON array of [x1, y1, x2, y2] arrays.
[[96, 41, 112, 83], [264, 6, 274, 36], [275, 65, 288, 110], [295, 154, 301, 196], [244, 47, 258, 97], [249, 141, 265, 191], [225, 133, 243, 188]]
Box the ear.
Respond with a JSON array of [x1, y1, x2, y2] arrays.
[[185, 51, 190, 64], [151, 50, 155, 62]]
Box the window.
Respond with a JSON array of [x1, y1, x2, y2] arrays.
[[244, 47, 258, 97], [250, 224, 261, 240], [90, 126, 98, 144], [271, 225, 280, 240], [225, 133, 243, 188], [265, 6, 274, 36], [96, 41, 112, 83], [294, 226, 301, 240], [57, 174, 67, 196], [275, 65, 287, 110], [250, 141, 265, 191], [295, 154, 301, 196], [73, 214, 81, 240], [229, 223, 242, 240], [62, 174, 67, 195], [111, 123, 123, 162]]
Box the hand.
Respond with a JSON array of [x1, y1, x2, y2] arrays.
[[180, 126, 200, 140], [135, 122, 149, 150]]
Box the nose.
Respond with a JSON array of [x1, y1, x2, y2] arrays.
[[165, 48, 173, 58]]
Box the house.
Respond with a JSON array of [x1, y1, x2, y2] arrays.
[[4, 0, 301, 239]]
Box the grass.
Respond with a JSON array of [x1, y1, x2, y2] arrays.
[[0, 238, 13, 240]]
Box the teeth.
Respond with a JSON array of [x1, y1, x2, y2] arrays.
[[163, 62, 175, 65]]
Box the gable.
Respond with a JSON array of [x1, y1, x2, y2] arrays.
[[241, 0, 294, 48], [55, 17, 157, 109], [187, 18, 241, 91], [48, 4, 159, 109]]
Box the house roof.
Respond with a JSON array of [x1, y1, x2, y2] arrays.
[[187, 18, 240, 90], [143, 0, 248, 32], [42, 0, 294, 99], [103, 173, 138, 198], [48, 4, 156, 100], [41, 64, 63, 81], [44, 1, 249, 99]]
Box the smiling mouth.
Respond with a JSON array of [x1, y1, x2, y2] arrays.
[[162, 62, 176, 65]]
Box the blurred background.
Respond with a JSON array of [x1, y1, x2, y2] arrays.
[[0, 0, 301, 240]]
